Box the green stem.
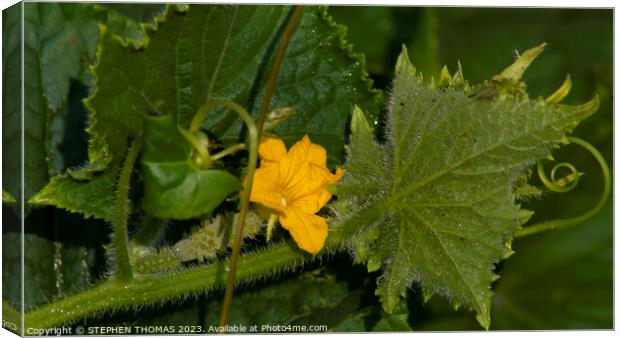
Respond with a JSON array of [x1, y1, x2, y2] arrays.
[[24, 240, 321, 329], [113, 137, 143, 281], [256, 5, 304, 136], [220, 6, 303, 327], [211, 143, 246, 161], [179, 128, 212, 169], [514, 137, 610, 238], [536, 161, 580, 193]]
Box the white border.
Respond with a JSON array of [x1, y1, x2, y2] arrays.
[[0, 1, 616, 338]]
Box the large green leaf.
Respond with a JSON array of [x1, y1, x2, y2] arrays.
[[20, 4, 142, 200], [333, 45, 598, 328], [6, 3, 144, 208], [31, 4, 382, 221], [141, 114, 240, 219], [2, 3, 22, 202]]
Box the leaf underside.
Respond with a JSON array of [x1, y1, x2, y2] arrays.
[[333, 45, 598, 328], [30, 4, 382, 221]]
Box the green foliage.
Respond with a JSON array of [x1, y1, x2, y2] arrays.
[[11, 4, 142, 203], [333, 45, 598, 328], [29, 174, 116, 219], [4, 4, 611, 333], [2, 3, 22, 202], [141, 114, 240, 219], [30, 4, 382, 221]]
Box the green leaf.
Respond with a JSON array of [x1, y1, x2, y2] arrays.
[[84, 3, 378, 173], [30, 174, 116, 220], [491, 204, 612, 329], [15, 3, 144, 207], [24, 4, 140, 200], [3, 3, 22, 203], [33, 4, 381, 221], [141, 114, 240, 219], [334, 45, 598, 328]]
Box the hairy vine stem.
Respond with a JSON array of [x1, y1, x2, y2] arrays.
[[514, 137, 610, 238], [22, 236, 343, 330], [113, 137, 143, 281]]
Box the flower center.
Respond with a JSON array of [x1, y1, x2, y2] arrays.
[[279, 195, 288, 207]]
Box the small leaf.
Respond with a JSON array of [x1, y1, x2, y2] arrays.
[[334, 45, 597, 328], [496, 43, 546, 81], [141, 114, 240, 220], [546, 75, 572, 104], [29, 174, 116, 220]]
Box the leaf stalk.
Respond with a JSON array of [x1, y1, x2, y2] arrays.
[[113, 137, 143, 281]]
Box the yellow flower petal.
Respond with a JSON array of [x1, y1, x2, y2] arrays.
[[279, 207, 328, 254], [289, 189, 330, 215], [284, 163, 333, 201], [250, 165, 287, 213], [258, 136, 287, 163], [250, 134, 343, 254]]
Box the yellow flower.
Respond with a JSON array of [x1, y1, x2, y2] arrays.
[[250, 135, 343, 254]]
